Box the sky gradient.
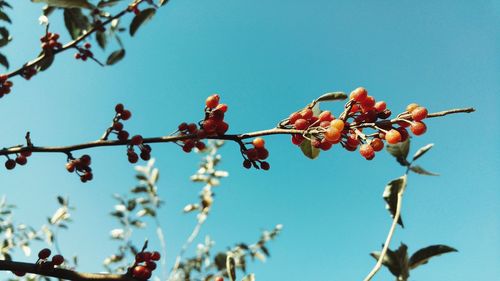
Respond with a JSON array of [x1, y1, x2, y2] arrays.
[[1, 1, 498, 280]]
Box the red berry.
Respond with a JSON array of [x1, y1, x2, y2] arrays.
[[132, 265, 151, 280], [385, 129, 402, 144], [216, 121, 229, 135], [361, 96, 376, 108], [215, 277, 224, 281], [318, 110, 334, 122], [178, 122, 188, 131], [203, 119, 217, 133], [256, 148, 269, 160], [359, 144, 375, 159], [146, 261, 157, 270], [113, 122, 124, 131], [66, 162, 75, 172], [5, 159, 16, 170], [245, 149, 258, 161], [406, 103, 419, 113], [411, 107, 428, 121], [346, 135, 359, 148], [84, 42, 91, 49], [182, 145, 192, 153], [319, 139, 333, 151], [140, 152, 151, 161], [115, 103, 124, 113], [324, 127, 341, 142], [215, 103, 228, 113], [260, 161, 270, 170], [52, 254, 64, 265], [187, 123, 198, 133], [130, 135, 144, 145], [118, 130, 130, 141], [410, 121, 427, 135], [374, 101, 387, 112], [206, 94, 220, 109], [370, 138, 384, 151], [135, 252, 145, 263], [38, 248, 51, 259], [210, 110, 225, 121], [121, 110, 132, 120], [252, 138, 265, 149], [350, 87, 368, 102], [294, 119, 309, 130], [243, 159, 252, 169], [319, 120, 331, 128], [289, 112, 302, 124], [196, 129, 207, 139], [150, 251, 161, 261], [80, 154, 91, 166], [301, 109, 313, 120], [15, 155, 27, 165], [195, 141, 206, 150], [291, 134, 304, 145], [128, 152, 139, 163]]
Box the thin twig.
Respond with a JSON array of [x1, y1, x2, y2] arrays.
[[0, 260, 135, 281], [170, 216, 206, 277]]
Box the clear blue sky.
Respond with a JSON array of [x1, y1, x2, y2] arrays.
[[1, 1, 498, 280]]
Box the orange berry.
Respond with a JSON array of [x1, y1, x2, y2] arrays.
[[406, 103, 419, 113], [252, 137, 265, 148], [350, 87, 368, 102], [324, 127, 341, 142], [330, 119, 345, 131], [411, 107, 428, 121], [385, 129, 402, 144], [410, 121, 427, 135]]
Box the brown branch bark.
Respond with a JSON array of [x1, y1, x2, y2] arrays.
[[0, 260, 135, 281], [0, 107, 474, 157]]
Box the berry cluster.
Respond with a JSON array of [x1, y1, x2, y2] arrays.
[[285, 87, 429, 160], [12, 248, 65, 277], [127, 135, 152, 163], [4, 150, 32, 170], [112, 103, 133, 141], [130, 251, 161, 280], [0, 74, 13, 98], [202, 94, 229, 136], [74, 43, 94, 61], [175, 94, 228, 153], [177, 122, 206, 153], [41, 32, 62, 51], [66, 154, 93, 182], [21, 66, 37, 80], [242, 137, 270, 170]]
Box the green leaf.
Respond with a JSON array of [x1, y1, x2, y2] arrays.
[[0, 52, 8, 69], [382, 175, 407, 227], [96, 30, 107, 49], [412, 143, 433, 161], [0, 27, 11, 48], [409, 245, 457, 270], [410, 165, 439, 176], [315, 92, 347, 103], [386, 138, 410, 166], [63, 8, 90, 40], [106, 49, 125, 65], [129, 8, 156, 36], [226, 255, 236, 281], [97, 0, 122, 8], [0, 10, 11, 23], [300, 139, 320, 159], [31, 0, 95, 9]]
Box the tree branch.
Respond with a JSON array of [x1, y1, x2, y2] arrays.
[[0, 260, 135, 281], [2, 0, 146, 80], [0, 107, 474, 157]]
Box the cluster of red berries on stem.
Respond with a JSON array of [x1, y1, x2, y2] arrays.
[[4, 150, 32, 170], [112, 103, 133, 141], [130, 251, 161, 280], [242, 137, 270, 170], [0, 74, 13, 98], [12, 248, 65, 277], [41, 32, 62, 52], [74, 42, 94, 61], [284, 87, 429, 160], [127, 135, 151, 163], [66, 154, 93, 182], [175, 94, 228, 153]]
